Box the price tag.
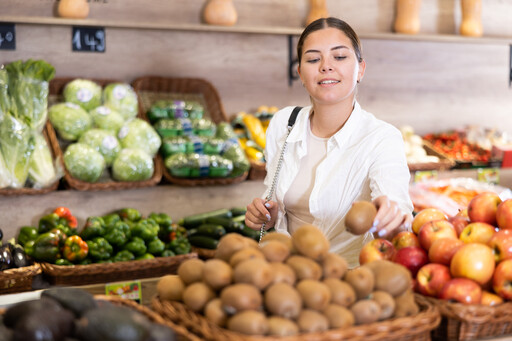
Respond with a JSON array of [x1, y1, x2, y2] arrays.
[[0, 23, 15, 50], [72, 26, 106, 53], [414, 170, 438, 183], [105, 280, 142, 303], [477, 168, 500, 185]]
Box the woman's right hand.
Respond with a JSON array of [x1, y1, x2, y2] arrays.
[[245, 198, 278, 231]]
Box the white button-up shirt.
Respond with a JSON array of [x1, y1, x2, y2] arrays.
[[263, 102, 413, 268]]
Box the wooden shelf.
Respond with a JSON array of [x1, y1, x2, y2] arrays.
[[2, 15, 512, 45]]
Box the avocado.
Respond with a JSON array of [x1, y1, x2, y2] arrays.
[[0, 322, 13, 341], [12, 308, 74, 341], [146, 323, 177, 341], [3, 297, 63, 328], [41, 287, 97, 317]]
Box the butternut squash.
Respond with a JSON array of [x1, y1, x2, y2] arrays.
[[58, 0, 90, 19], [460, 0, 483, 37], [393, 0, 421, 35], [203, 0, 238, 27], [306, 0, 329, 26]]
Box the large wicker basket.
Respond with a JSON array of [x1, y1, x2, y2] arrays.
[[0, 263, 42, 295], [40, 253, 197, 286], [46, 77, 163, 191], [97, 294, 201, 341], [151, 294, 440, 341], [425, 296, 512, 341], [131, 76, 248, 186], [408, 141, 456, 172]]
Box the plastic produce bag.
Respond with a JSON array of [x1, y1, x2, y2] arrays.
[[49, 102, 92, 141], [103, 83, 139, 120], [118, 118, 161, 157], [112, 148, 154, 182], [79, 129, 121, 167], [63, 79, 102, 111], [28, 132, 62, 189], [165, 153, 233, 178]]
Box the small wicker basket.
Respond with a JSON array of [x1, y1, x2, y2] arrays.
[[425, 296, 512, 341], [151, 294, 440, 341], [248, 160, 267, 180], [40, 253, 197, 286], [408, 141, 456, 172], [0, 263, 42, 295]]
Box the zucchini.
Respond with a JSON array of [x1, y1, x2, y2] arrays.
[[241, 225, 260, 241], [196, 224, 226, 239], [231, 215, 246, 223], [205, 217, 244, 233], [179, 208, 232, 229], [230, 207, 247, 217], [188, 235, 219, 249]]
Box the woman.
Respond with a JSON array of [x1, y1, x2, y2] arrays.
[[245, 17, 414, 268]]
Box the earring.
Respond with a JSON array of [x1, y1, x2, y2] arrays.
[[357, 79, 360, 83]]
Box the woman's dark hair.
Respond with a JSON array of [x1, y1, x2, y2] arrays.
[[297, 17, 363, 65]]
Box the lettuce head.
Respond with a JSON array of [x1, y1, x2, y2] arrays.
[[103, 83, 138, 120], [112, 148, 154, 182], [63, 79, 102, 111], [79, 129, 121, 167], [89, 106, 125, 135], [64, 143, 105, 183], [118, 118, 161, 157], [49, 102, 91, 141]]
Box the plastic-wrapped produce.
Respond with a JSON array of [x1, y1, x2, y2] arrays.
[[154, 118, 216, 138], [118, 118, 161, 157], [28, 132, 59, 188], [103, 83, 139, 120], [63, 79, 102, 111], [222, 141, 250, 177], [49, 102, 92, 141], [147, 100, 204, 123], [79, 129, 121, 167], [165, 153, 233, 178], [89, 106, 125, 134], [64, 143, 105, 183], [112, 148, 154, 182]]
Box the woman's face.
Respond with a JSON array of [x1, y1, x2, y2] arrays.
[[298, 27, 365, 106]]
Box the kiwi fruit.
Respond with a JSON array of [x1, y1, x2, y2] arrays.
[[215, 233, 258, 262], [177, 258, 204, 285], [344, 201, 377, 235], [364, 260, 412, 297], [233, 258, 272, 290], [182, 282, 216, 313], [393, 289, 419, 317], [350, 299, 381, 325], [156, 275, 185, 301], [296, 309, 329, 333], [220, 283, 262, 314], [344, 266, 375, 300], [268, 262, 296, 286], [296, 279, 332, 311], [264, 283, 302, 319], [323, 278, 356, 307], [292, 224, 330, 261], [267, 316, 299, 336], [260, 240, 290, 263], [370, 290, 396, 320], [229, 247, 265, 268], [204, 298, 228, 327], [321, 253, 349, 279], [260, 232, 295, 253], [202, 258, 233, 291], [227, 310, 269, 335], [286, 255, 322, 281], [323, 304, 355, 328]]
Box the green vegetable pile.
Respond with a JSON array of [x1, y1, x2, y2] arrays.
[[0, 59, 61, 189]]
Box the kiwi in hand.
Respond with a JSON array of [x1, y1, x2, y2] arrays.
[[344, 201, 377, 235]]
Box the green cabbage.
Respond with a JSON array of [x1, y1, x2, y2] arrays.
[[103, 83, 138, 120], [89, 106, 125, 134], [63, 79, 102, 111], [49, 102, 92, 141], [64, 143, 105, 183], [112, 148, 154, 182], [28, 132, 58, 188], [118, 118, 161, 157], [79, 129, 121, 167]]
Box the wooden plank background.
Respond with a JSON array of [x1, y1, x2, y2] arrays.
[[0, 0, 511, 135]]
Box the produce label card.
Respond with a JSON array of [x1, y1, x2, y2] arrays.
[[105, 280, 142, 302], [477, 168, 499, 185], [414, 170, 438, 182]]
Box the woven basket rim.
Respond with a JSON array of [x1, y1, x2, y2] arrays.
[[0, 263, 42, 294], [0, 263, 41, 279]]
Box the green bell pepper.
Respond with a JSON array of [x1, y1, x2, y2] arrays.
[[149, 212, 173, 242], [79, 258, 93, 265], [86, 237, 113, 261], [113, 250, 135, 262], [123, 237, 147, 256], [167, 236, 191, 255], [17, 226, 39, 246], [55, 258, 74, 266], [131, 219, 159, 242], [136, 253, 155, 260], [52, 223, 76, 237], [118, 208, 142, 222], [147, 238, 165, 256], [80, 216, 106, 240], [24, 240, 35, 257], [161, 249, 176, 257], [62, 235, 89, 263], [38, 213, 60, 234], [103, 221, 131, 248], [32, 232, 61, 263], [102, 213, 121, 228], [49, 228, 67, 247]]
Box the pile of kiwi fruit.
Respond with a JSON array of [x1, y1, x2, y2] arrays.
[[156, 224, 419, 336]]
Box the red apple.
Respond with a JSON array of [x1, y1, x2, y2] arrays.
[[467, 192, 501, 226], [450, 243, 495, 285], [448, 215, 470, 237], [487, 229, 512, 263], [439, 278, 482, 304], [359, 238, 396, 265], [412, 208, 448, 234], [480, 290, 504, 306], [496, 199, 512, 229], [428, 237, 463, 266], [418, 220, 458, 251], [493, 259, 512, 300], [391, 231, 420, 250], [392, 246, 428, 277], [459, 222, 496, 244], [416, 263, 452, 298]]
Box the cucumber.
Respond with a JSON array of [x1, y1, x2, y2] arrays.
[[195, 224, 226, 239], [179, 208, 232, 229], [188, 235, 219, 249], [231, 215, 246, 223], [204, 217, 244, 233], [230, 207, 247, 217]]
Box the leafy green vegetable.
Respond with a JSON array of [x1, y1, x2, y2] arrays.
[[48, 102, 91, 141], [63, 79, 102, 111], [112, 148, 154, 182], [102, 83, 138, 120], [28, 132, 58, 188], [118, 118, 161, 157], [63, 143, 105, 183], [79, 129, 121, 167], [89, 106, 125, 134]]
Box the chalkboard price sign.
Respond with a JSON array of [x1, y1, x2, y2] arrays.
[[0, 23, 16, 50], [72, 26, 106, 53]]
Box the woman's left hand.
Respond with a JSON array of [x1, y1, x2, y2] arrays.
[[370, 196, 412, 240]]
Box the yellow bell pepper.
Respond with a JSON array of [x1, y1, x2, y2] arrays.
[[245, 147, 264, 162]]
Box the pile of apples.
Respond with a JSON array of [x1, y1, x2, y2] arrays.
[[359, 192, 512, 305]]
